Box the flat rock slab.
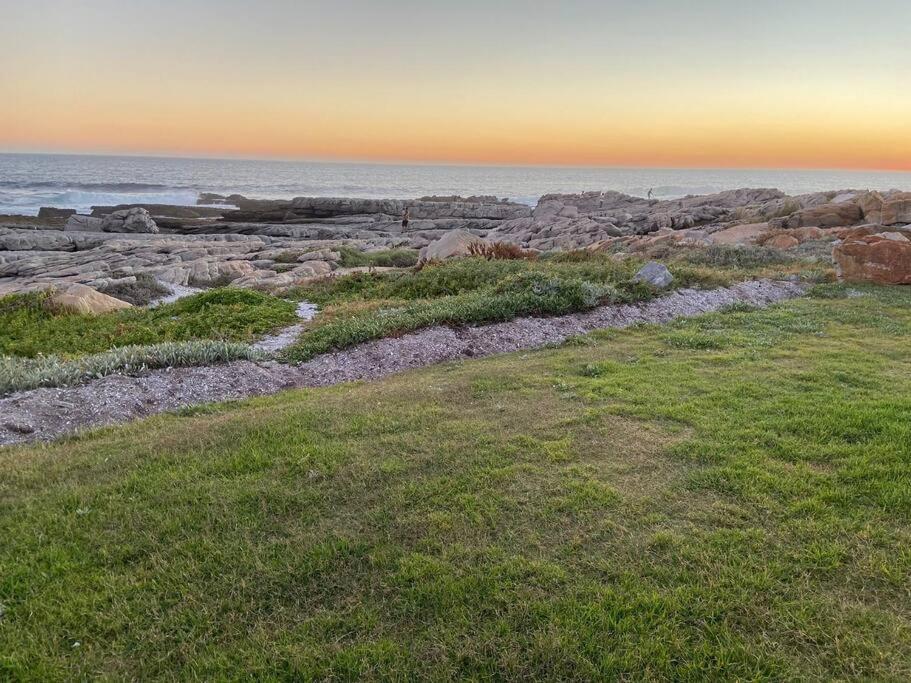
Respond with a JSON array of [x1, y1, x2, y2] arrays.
[[0, 280, 804, 447]]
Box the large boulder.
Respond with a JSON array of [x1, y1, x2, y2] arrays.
[[856, 191, 884, 224], [50, 284, 132, 315], [881, 193, 911, 226], [101, 207, 159, 234], [833, 227, 911, 285], [419, 229, 487, 261], [776, 202, 863, 229]]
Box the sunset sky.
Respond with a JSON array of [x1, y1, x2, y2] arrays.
[[3, 0, 910, 169]]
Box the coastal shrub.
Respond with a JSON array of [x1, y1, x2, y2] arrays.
[[97, 274, 171, 306], [294, 255, 646, 307], [467, 241, 537, 261], [0, 288, 297, 359], [286, 274, 622, 361], [336, 246, 419, 269], [0, 340, 264, 394], [679, 244, 794, 269]]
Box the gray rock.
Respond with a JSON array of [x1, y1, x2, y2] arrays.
[[101, 208, 159, 234], [64, 215, 105, 232], [632, 262, 674, 289]]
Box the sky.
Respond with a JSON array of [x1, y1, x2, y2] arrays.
[[2, 0, 910, 169]]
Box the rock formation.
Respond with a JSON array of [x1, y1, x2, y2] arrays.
[[833, 227, 911, 285], [3, 186, 910, 298], [101, 207, 159, 234], [50, 283, 132, 315]]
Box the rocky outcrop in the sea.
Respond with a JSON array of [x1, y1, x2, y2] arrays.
[[833, 226, 911, 284], [224, 196, 532, 222]]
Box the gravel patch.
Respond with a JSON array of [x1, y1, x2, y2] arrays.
[[0, 280, 804, 447], [253, 300, 318, 353], [148, 282, 203, 307]]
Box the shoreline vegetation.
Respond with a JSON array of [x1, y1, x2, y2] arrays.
[[1, 246, 826, 394]]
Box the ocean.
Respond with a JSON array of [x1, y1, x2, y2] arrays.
[[2, 153, 911, 216]]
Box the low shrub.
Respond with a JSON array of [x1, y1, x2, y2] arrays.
[[467, 241, 536, 261], [0, 340, 264, 394], [336, 246, 419, 269], [679, 245, 794, 269], [97, 274, 171, 306]]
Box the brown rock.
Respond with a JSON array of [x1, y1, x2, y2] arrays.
[[833, 227, 911, 284], [711, 222, 769, 245], [50, 284, 132, 315], [792, 226, 826, 242], [856, 191, 884, 224], [785, 202, 863, 229], [881, 193, 911, 226], [763, 234, 799, 250]]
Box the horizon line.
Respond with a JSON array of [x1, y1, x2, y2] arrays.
[[2, 150, 911, 175]]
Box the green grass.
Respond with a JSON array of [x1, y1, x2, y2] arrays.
[[285, 255, 727, 360], [1, 285, 909, 679], [0, 288, 297, 359], [336, 246, 419, 269]]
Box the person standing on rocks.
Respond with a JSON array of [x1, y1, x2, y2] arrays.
[[647, 188, 654, 200], [401, 206, 410, 230]]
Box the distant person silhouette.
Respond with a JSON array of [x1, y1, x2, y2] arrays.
[[647, 188, 654, 200], [402, 206, 410, 229]]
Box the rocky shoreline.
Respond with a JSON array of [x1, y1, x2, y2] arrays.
[[0, 279, 804, 446], [2, 187, 910, 296]]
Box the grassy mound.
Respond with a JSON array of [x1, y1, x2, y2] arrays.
[[1, 285, 909, 678], [285, 255, 724, 360], [0, 288, 297, 359]]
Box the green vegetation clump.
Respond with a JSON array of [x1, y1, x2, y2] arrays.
[[287, 271, 622, 361], [284, 255, 736, 360], [677, 244, 795, 269], [0, 288, 297, 359], [96, 274, 171, 306], [0, 340, 263, 394], [1, 286, 910, 678], [336, 246, 419, 268]]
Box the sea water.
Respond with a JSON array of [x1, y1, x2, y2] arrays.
[[2, 153, 910, 216]]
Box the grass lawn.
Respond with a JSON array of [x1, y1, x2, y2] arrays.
[[1, 283, 908, 679]]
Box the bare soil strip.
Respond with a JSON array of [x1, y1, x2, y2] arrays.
[[0, 280, 803, 446]]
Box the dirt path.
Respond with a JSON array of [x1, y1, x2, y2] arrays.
[[0, 280, 804, 446]]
